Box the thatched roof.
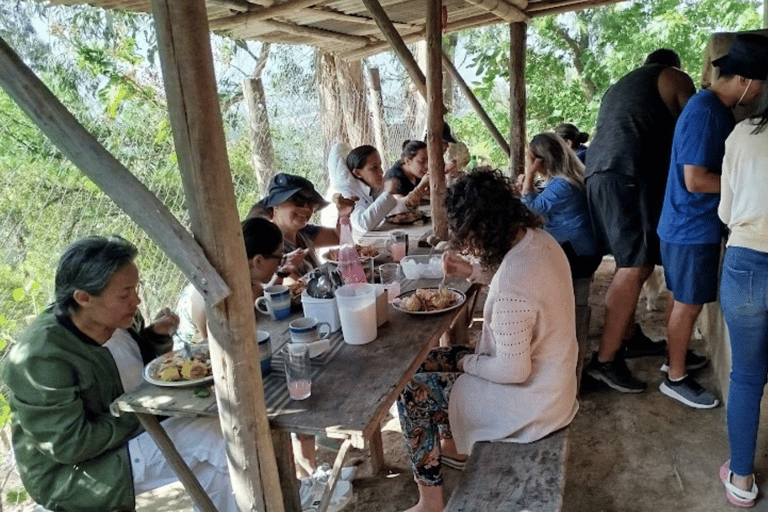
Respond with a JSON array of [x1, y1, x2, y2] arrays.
[[41, 0, 627, 59]]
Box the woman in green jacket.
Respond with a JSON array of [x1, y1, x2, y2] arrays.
[[3, 236, 234, 511]]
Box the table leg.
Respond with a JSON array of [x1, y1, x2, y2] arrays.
[[317, 439, 353, 512], [271, 429, 302, 512], [135, 413, 218, 512], [368, 426, 385, 474]]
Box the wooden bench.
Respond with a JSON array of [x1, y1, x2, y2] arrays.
[[444, 428, 570, 512]]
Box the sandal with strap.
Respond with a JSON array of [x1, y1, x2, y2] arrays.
[[720, 460, 758, 508]]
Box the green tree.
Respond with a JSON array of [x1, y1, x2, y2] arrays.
[[457, 0, 762, 164]]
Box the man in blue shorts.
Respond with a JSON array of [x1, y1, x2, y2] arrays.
[[585, 49, 695, 393], [657, 34, 768, 409]]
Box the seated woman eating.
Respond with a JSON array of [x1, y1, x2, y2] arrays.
[[384, 140, 431, 209], [248, 172, 351, 279], [175, 216, 284, 345], [519, 132, 602, 280], [397, 169, 579, 512], [2, 236, 236, 512], [324, 143, 399, 234]]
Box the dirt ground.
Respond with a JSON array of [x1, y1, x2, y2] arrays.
[[5, 256, 767, 511]]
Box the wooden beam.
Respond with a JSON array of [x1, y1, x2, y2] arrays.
[[360, 0, 427, 99], [441, 50, 510, 156], [426, 0, 447, 240], [150, 2, 284, 512], [304, 7, 418, 30], [509, 22, 526, 177], [208, 0, 321, 30], [340, 12, 499, 61], [527, 0, 626, 17], [462, 0, 529, 23], [0, 36, 231, 308], [208, 0, 262, 12], [260, 19, 372, 46], [340, 28, 424, 61]]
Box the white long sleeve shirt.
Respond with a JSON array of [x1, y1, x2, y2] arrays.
[[719, 119, 768, 252], [449, 229, 579, 454]]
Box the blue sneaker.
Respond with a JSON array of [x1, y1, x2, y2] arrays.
[[660, 375, 719, 409]]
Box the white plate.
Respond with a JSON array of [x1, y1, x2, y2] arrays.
[[143, 344, 214, 387], [392, 288, 466, 315], [321, 245, 380, 263]]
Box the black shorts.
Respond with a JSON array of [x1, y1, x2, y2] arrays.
[[586, 172, 662, 268], [561, 241, 603, 279]]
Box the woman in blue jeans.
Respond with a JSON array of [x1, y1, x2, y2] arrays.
[[718, 83, 768, 508]]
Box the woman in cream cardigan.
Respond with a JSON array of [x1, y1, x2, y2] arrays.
[[397, 169, 579, 512]]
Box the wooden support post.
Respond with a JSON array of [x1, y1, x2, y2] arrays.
[[509, 22, 527, 178], [271, 430, 302, 512], [150, 2, 284, 512], [0, 37, 231, 308], [441, 50, 510, 157], [360, 0, 428, 100], [426, 0, 447, 240], [367, 67, 389, 169]]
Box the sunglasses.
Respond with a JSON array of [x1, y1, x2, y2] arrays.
[[290, 194, 320, 211]]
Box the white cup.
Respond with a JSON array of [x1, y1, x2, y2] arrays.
[[255, 285, 291, 320], [289, 317, 331, 344]]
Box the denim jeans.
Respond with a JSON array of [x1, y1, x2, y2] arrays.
[[721, 246, 768, 477]]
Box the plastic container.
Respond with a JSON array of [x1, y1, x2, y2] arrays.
[[301, 292, 341, 332], [400, 254, 444, 280], [335, 283, 377, 345]]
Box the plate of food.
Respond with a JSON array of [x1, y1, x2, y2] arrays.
[[393, 287, 466, 315], [143, 343, 213, 387], [321, 244, 380, 263], [386, 210, 430, 225]]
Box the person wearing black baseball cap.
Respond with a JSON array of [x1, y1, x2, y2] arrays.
[[656, 33, 768, 410], [248, 172, 350, 278]]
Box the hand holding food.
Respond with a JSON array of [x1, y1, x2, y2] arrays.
[[150, 307, 180, 337], [332, 193, 358, 218], [442, 251, 473, 280], [280, 248, 308, 275]]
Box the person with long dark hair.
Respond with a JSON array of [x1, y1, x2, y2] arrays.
[[718, 74, 768, 508], [324, 143, 399, 234], [384, 139, 430, 209], [396, 169, 578, 512], [554, 123, 589, 163]]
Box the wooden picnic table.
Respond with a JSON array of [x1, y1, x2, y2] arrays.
[[111, 274, 479, 512]]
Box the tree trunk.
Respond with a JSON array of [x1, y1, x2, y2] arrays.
[[367, 67, 389, 168], [317, 51, 372, 184], [243, 76, 275, 194]]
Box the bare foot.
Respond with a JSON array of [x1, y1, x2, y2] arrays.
[[403, 482, 445, 512], [402, 502, 444, 512]]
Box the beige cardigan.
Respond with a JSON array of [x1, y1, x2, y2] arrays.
[[449, 229, 579, 454]]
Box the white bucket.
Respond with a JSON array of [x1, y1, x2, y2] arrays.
[[301, 292, 341, 332], [335, 283, 377, 345]]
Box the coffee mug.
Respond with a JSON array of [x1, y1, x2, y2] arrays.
[[289, 317, 331, 344], [255, 285, 291, 320], [257, 330, 271, 375]]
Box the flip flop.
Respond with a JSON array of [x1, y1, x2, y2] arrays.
[[720, 460, 758, 508], [442, 454, 468, 470]]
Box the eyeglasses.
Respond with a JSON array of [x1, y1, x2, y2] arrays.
[[290, 194, 319, 211]]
